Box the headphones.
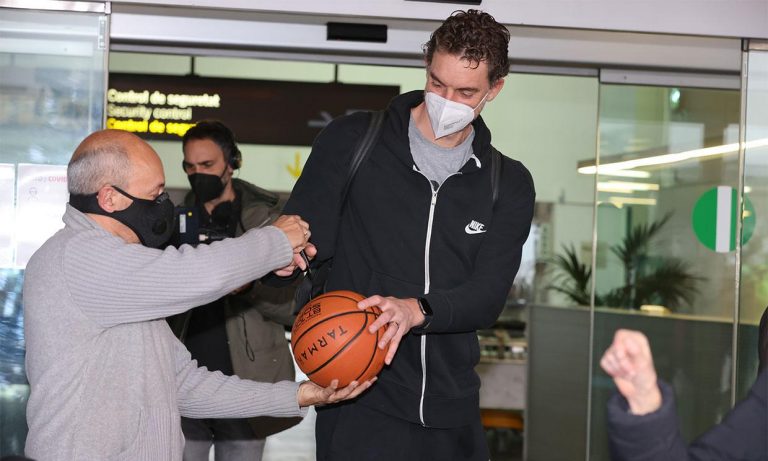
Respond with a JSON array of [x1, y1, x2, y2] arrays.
[[182, 120, 242, 171], [227, 144, 242, 170]]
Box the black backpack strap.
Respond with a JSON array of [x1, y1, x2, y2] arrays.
[[339, 110, 386, 209], [301, 110, 384, 293], [490, 146, 503, 208]]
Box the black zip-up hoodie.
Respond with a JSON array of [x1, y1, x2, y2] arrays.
[[284, 90, 535, 428]]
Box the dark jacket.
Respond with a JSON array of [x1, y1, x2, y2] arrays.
[[170, 178, 301, 438], [283, 90, 535, 428], [607, 369, 768, 460]]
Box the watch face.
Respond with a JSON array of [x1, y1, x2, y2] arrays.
[[419, 298, 433, 316]]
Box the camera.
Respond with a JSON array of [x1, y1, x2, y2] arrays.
[[198, 226, 228, 243], [172, 206, 228, 246]]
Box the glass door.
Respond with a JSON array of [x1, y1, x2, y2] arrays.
[[587, 75, 742, 460], [739, 41, 768, 400], [512, 71, 599, 461], [0, 3, 108, 455]]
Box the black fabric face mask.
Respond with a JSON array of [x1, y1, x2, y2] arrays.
[[187, 168, 227, 203], [69, 186, 176, 249]]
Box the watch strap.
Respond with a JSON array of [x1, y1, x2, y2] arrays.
[[417, 297, 433, 329]]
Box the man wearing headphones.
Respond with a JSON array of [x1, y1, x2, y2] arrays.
[[168, 120, 300, 461]]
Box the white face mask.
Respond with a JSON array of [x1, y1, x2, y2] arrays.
[[424, 91, 489, 139]]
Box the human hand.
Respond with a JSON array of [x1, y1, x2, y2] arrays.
[[358, 296, 425, 365], [297, 378, 376, 407], [273, 215, 310, 252], [600, 329, 662, 415], [273, 243, 317, 277]]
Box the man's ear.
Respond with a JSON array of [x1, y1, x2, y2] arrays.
[[95, 186, 119, 213], [487, 77, 505, 102]]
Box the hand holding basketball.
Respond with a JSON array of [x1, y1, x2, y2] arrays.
[[297, 378, 377, 408], [357, 295, 425, 365]]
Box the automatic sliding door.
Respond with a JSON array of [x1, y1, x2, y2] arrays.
[[0, 4, 108, 455], [588, 76, 741, 460], [739, 42, 768, 401]]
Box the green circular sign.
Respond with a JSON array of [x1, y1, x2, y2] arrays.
[[692, 186, 755, 253]]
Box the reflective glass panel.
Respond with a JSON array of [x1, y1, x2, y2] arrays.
[[739, 50, 768, 398], [506, 73, 598, 461], [588, 83, 741, 460], [0, 7, 106, 455]]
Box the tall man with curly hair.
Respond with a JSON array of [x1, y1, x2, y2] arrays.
[[283, 9, 535, 461]]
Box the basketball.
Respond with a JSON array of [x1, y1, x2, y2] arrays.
[[291, 290, 388, 388]]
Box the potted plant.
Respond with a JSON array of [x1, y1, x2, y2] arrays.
[[548, 214, 703, 310]]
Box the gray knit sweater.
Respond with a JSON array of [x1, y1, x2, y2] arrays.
[[23, 205, 305, 461]]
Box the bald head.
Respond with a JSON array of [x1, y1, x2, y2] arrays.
[[68, 129, 160, 195]]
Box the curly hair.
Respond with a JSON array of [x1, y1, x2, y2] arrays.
[[423, 9, 510, 84]]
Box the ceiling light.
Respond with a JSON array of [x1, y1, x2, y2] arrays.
[[578, 138, 768, 175], [597, 181, 660, 193], [598, 170, 652, 178], [604, 197, 657, 208]]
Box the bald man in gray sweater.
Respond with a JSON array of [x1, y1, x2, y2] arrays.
[[23, 130, 372, 461]]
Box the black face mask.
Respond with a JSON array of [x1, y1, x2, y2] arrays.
[[69, 186, 175, 249], [187, 167, 227, 203]]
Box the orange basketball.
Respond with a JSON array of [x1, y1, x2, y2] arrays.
[[291, 290, 387, 388]]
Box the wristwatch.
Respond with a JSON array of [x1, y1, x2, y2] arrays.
[[417, 297, 433, 329]]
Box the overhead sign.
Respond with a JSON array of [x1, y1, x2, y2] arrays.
[[107, 73, 399, 146]]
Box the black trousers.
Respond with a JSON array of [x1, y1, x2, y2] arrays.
[[315, 402, 490, 461]]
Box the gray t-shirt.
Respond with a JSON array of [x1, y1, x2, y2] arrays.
[[409, 115, 475, 187]]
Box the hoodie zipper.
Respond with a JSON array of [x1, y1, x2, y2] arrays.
[[414, 166, 460, 426]]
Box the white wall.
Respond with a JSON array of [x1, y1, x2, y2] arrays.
[[108, 0, 768, 40], [492, 73, 598, 306], [108, 4, 743, 74]]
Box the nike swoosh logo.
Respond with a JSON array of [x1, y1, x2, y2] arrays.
[[464, 225, 487, 234]]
